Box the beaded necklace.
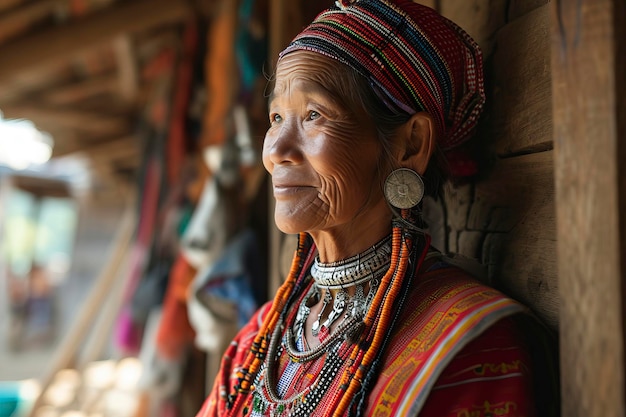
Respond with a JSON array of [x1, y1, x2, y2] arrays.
[[226, 219, 431, 417], [248, 236, 393, 416]]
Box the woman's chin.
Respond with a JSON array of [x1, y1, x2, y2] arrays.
[[273, 217, 306, 235], [273, 203, 321, 235]]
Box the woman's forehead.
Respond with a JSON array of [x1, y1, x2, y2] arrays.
[[272, 53, 345, 102]]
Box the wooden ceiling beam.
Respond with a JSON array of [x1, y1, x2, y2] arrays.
[[0, 0, 24, 13], [59, 135, 139, 160], [0, 0, 67, 45], [1, 104, 129, 134], [39, 74, 119, 105], [11, 174, 71, 198], [0, 0, 193, 84]]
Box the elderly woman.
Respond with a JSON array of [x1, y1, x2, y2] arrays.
[[197, 0, 557, 416]]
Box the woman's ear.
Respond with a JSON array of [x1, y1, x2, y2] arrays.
[[397, 112, 437, 175]]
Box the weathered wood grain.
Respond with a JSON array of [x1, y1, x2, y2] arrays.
[[483, 202, 558, 328], [507, 0, 550, 21], [491, 4, 552, 156], [551, 0, 626, 415], [468, 151, 554, 233], [439, 0, 508, 55]]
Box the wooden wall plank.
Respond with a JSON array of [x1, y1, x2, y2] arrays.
[[551, 0, 626, 415], [483, 198, 558, 327], [448, 151, 559, 327], [468, 151, 554, 233], [507, 0, 549, 22], [439, 0, 507, 55], [491, 5, 551, 156], [413, 0, 437, 10]]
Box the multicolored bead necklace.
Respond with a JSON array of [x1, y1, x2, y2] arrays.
[[224, 211, 431, 417]]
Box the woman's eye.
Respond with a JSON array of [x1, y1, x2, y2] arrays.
[[270, 114, 282, 124], [308, 110, 321, 120]]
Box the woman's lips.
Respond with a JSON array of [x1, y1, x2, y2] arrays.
[[272, 183, 313, 198]]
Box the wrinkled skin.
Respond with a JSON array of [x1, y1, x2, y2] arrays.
[[263, 51, 394, 263]]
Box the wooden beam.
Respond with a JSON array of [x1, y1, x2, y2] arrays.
[[0, 0, 193, 84], [11, 174, 71, 198], [551, 0, 626, 415], [39, 74, 119, 106], [92, 137, 139, 161], [0, 0, 24, 13], [0, 0, 67, 44], [55, 135, 138, 159], [1, 104, 129, 134]]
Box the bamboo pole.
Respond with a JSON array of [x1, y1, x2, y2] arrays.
[[28, 199, 136, 417]]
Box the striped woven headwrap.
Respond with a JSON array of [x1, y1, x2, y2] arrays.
[[279, 0, 485, 151]]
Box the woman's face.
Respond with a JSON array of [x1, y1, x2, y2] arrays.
[[263, 51, 392, 237]]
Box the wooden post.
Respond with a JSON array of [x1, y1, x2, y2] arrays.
[[551, 0, 626, 415]]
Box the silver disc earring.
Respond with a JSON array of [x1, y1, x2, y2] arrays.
[[384, 168, 425, 209]]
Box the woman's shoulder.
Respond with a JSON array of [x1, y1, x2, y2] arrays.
[[402, 260, 527, 326], [365, 263, 529, 415], [369, 262, 559, 416]]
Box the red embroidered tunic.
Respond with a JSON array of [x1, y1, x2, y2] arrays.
[[197, 267, 535, 417]]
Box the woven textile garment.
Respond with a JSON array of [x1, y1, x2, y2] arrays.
[[196, 262, 540, 417]]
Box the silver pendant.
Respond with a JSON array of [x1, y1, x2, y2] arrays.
[[321, 290, 347, 331]]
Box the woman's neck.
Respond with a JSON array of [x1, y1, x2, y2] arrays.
[[309, 221, 392, 263]]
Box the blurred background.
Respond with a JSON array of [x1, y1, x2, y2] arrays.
[[0, 0, 331, 415], [0, 0, 566, 416]]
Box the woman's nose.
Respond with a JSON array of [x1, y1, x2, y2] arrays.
[[264, 121, 302, 165]]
